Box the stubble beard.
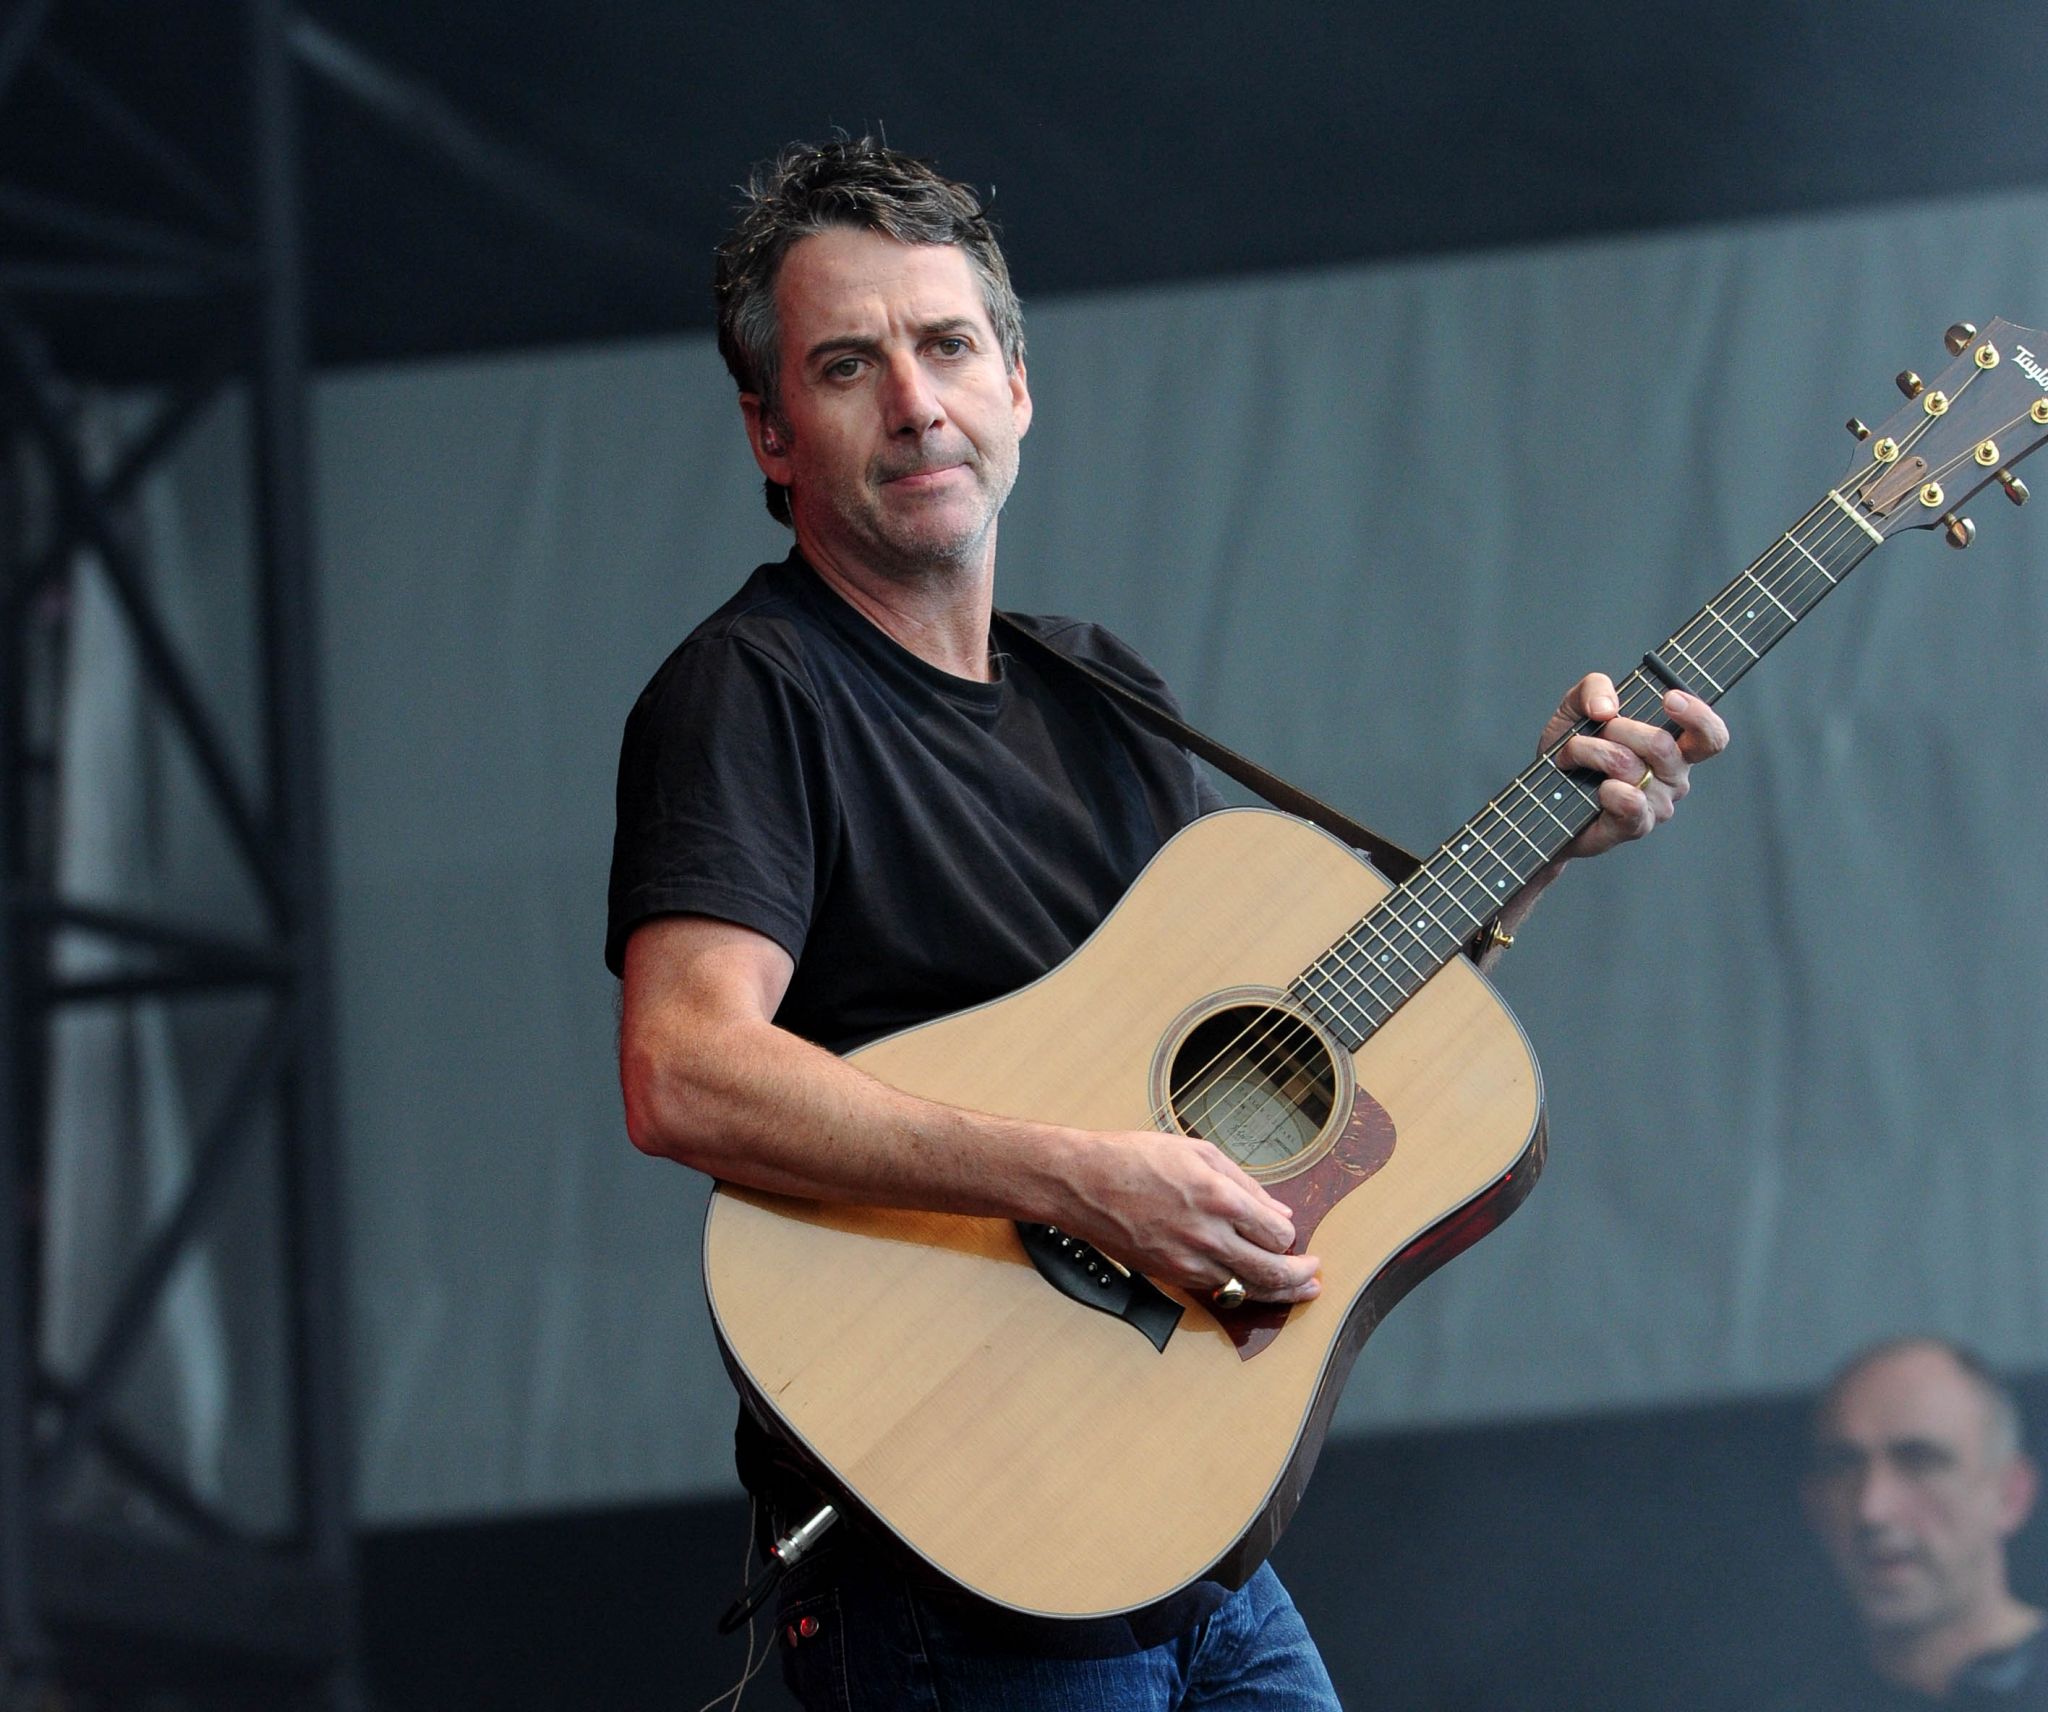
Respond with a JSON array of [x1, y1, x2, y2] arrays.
[[1852, 1552, 1972, 1638], [850, 435, 1020, 587]]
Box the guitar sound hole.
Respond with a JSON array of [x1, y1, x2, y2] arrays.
[[1167, 1004, 1336, 1174]]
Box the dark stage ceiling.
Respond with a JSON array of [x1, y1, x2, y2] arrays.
[[9, 0, 2048, 380]]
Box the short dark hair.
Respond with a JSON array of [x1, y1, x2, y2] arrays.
[[712, 136, 1027, 525]]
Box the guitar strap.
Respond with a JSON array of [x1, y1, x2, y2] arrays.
[[992, 611, 1424, 883]]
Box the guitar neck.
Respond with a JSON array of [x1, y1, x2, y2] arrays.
[[1294, 487, 1886, 1053]]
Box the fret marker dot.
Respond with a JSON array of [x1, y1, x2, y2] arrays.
[[1378, 953, 1391, 965], [1552, 789, 1563, 801], [1495, 878, 1507, 889]]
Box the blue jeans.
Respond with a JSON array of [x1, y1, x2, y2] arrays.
[[776, 1557, 1340, 1710]]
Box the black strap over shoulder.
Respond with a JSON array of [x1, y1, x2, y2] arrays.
[[993, 612, 1423, 883]]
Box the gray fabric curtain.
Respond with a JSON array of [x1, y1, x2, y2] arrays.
[[44, 404, 291, 1530], [136, 183, 2048, 1522]]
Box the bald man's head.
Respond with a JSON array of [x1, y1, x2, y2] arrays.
[[1804, 1339, 2037, 1637]]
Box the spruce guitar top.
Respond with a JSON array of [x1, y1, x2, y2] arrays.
[[703, 320, 2048, 1622]]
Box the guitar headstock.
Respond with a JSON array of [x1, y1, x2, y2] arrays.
[[1839, 317, 2048, 547]]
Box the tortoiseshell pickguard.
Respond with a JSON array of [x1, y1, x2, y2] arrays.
[[1214, 1087, 1396, 1360]]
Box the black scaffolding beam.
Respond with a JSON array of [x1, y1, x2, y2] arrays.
[[0, 0, 356, 1703]]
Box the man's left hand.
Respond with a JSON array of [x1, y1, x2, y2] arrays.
[[1543, 673, 1730, 860]]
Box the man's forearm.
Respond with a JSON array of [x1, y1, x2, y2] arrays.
[[620, 1000, 1320, 1303], [622, 1007, 1087, 1224]]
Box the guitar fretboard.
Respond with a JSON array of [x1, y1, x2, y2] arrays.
[[1293, 489, 1885, 1052]]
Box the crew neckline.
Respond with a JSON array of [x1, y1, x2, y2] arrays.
[[784, 550, 1007, 708]]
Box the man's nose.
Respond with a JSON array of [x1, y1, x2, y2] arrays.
[[879, 353, 943, 434], [1854, 1464, 1907, 1527]]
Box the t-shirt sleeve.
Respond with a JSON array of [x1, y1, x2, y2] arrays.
[[604, 634, 835, 977]]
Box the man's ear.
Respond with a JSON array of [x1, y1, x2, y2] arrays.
[[1008, 356, 1033, 440], [740, 395, 793, 481]]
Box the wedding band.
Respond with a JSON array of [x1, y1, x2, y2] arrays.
[[1634, 764, 1655, 790], [1213, 1276, 1247, 1310]]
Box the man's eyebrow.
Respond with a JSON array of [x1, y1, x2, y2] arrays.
[[803, 332, 880, 369], [802, 317, 983, 369]]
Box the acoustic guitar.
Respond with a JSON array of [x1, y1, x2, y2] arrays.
[[703, 318, 2048, 1623]]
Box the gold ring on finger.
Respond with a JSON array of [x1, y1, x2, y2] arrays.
[[1635, 765, 1655, 790], [1212, 1276, 1247, 1310]]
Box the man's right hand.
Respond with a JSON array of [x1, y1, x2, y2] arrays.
[[1057, 1128, 1322, 1306]]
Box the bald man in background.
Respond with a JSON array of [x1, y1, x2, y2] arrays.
[[1793, 1339, 2044, 1708]]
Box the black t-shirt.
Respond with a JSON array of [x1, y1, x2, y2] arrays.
[[605, 551, 1229, 1653], [606, 551, 1220, 1044]]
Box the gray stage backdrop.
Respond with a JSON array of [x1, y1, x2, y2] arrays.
[[136, 184, 2048, 1523]]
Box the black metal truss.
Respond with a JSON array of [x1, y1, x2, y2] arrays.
[[0, 9, 688, 1702], [0, 1, 355, 1703]]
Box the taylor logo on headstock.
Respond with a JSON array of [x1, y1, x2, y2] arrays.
[[1839, 318, 2048, 545]]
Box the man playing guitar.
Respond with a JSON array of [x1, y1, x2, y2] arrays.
[[607, 136, 1727, 1709]]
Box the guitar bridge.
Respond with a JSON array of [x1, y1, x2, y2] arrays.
[[1016, 1224, 1182, 1353]]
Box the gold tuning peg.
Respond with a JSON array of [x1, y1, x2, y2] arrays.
[[1999, 469, 2030, 506], [1942, 512, 1976, 549], [1897, 370, 1924, 399], [1847, 417, 1871, 441], [1945, 322, 1979, 357]]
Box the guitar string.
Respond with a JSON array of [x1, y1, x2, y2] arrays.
[[1152, 485, 1870, 1154], [1142, 489, 1870, 1164], [1169, 502, 1864, 1164], [1249, 389, 2025, 1121], [1143, 386, 2028, 1170], [1294, 415, 1996, 1048], [1154, 463, 1888, 1137], [1164, 451, 1958, 1160], [1284, 504, 1859, 1086], [1162, 380, 1977, 1130], [1296, 361, 2031, 1046]]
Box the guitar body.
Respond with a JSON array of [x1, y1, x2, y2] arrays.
[[702, 807, 1545, 1622]]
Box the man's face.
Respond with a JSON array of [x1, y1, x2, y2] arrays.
[[746, 227, 1032, 579], [1803, 1346, 2036, 1636]]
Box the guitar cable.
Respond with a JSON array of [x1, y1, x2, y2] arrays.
[[696, 1498, 774, 1712], [716, 1502, 840, 1635]]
